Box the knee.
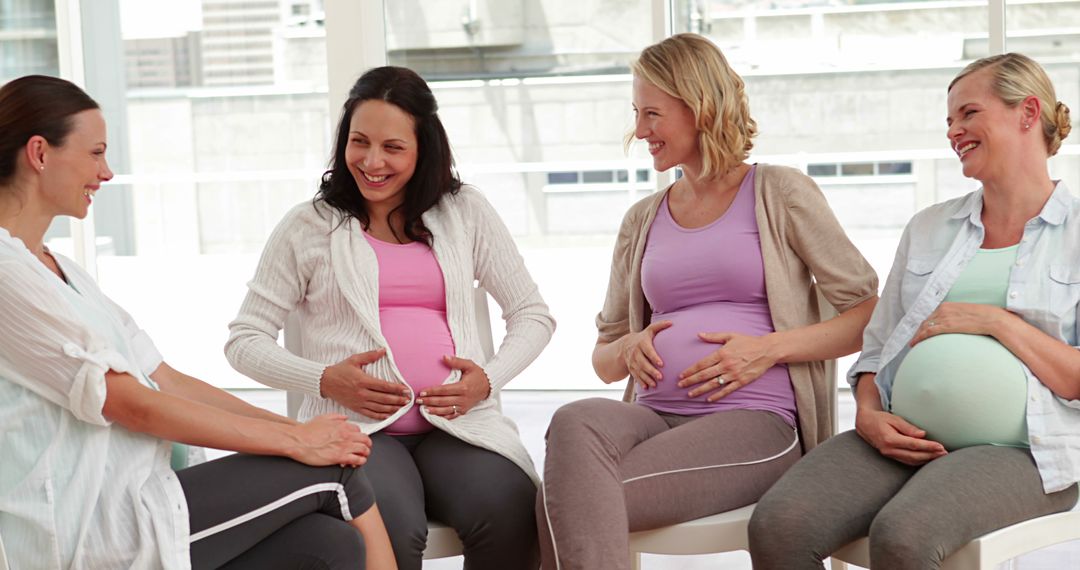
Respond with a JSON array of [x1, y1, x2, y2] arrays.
[[468, 479, 538, 539], [748, 489, 831, 568], [748, 493, 801, 554], [546, 398, 614, 443], [869, 508, 943, 569], [312, 519, 366, 569]]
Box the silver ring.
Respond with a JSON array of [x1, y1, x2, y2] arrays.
[[715, 375, 726, 386], [452, 404, 458, 415], [928, 320, 937, 327]]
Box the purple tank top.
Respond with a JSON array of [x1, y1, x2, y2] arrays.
[[638, 165, 796, 425]]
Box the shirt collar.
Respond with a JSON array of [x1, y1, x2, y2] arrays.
[[948, 180, 1071, 227]]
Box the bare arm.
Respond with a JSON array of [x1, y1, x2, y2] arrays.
[[766, 296, 878, 364], [995, 314, 1080, 400], [150, 362, 297, 426], [102, 371, 370, 466]]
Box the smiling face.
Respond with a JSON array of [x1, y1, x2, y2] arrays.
[[946, 67, 1027, 183], [40, 109, 113, 219], [632, 76, 701, 174], [344, 99, 419, 213]]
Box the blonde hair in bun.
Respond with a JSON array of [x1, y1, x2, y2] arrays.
[[949, 53, 1071, 156], [1055, 101, 1072, 144]]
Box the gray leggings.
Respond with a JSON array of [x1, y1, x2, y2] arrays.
[[364, 429, 540, 570], [538, 398, 802, 570], [749, 430, 1079, 570], [177, 453, 375, 570]]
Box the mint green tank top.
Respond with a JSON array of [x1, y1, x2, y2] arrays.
[[890, 245, 1029, 450]]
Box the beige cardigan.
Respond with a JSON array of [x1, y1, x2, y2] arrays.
[[596, 164, 878, 451]]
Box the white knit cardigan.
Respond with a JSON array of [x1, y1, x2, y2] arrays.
[[225, 187, 555, 484]]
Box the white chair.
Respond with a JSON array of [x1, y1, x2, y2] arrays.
[[830, 509, 1080, 570], [283, 285, 494, 560], [626, 360, 840, 569]]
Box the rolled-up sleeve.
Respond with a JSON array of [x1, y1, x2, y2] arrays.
[[784, 175, 879, 312], [0, 261, 139, 426], [847, 223, 913, 388]]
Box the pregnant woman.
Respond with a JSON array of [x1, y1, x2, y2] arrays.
[[749, 53, 1080, 570], [536, 33, 879, 570]]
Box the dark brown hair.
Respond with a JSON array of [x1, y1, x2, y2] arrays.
[[316, 66, 461, 245], [0, 75, 100, 186]]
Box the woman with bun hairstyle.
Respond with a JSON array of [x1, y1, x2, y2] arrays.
[[749, 53, 1080, 570]]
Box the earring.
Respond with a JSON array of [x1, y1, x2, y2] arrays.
[[39, 166, 44, 170], [1023, 123, 1031, 130]]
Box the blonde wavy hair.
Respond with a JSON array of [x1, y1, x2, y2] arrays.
[[630, 33, 757, 180], [949, 53, 1072, 156]]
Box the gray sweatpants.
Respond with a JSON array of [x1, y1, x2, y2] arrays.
[[749, 430, 1079, 570], [537, 397, 802, 570]]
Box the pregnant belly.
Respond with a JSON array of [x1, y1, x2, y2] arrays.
[[637, 302, 792, 416], [891, 334, 1028, 450], [381, 307, 456, 391], [381, 307, 456, 435]]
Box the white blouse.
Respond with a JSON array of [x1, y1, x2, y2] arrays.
[[226, 187, 556, 484], [0, 228, 189, 569]]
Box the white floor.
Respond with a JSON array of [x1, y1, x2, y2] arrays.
[[229, 389, 1080, 570]]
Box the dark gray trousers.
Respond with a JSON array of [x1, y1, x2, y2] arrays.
[[178, 453, 375, 570], [749, 430, 1079, 570], [365, 429, 540, 570]]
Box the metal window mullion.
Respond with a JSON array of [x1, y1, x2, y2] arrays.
[[650, 0, 674, 194], [55, 0, 98, 278], [324, 0, 387, 120], [989, 0, 1006, 54]]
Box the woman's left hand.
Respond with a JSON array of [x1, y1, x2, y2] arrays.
[[910, 302, 1014, 347], [416, 356, 492, 419], [678, 332, 779, 401]]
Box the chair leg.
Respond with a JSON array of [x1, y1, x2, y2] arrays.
[[630, 552, 643, 570]]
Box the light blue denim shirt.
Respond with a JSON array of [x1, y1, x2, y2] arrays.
[[849, 181, 1080, 493]]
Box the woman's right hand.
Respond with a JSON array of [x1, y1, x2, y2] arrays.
[[320, 349, 410, 420], [289, 414, 372, 467], [855, 408, 947, 466], [619, 321, 672, 389]]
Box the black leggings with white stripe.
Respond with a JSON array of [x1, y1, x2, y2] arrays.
[[177, 453, 375, 569]]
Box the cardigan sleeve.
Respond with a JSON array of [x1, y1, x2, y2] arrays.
[[225, 205, 329, 397], [466, 189, 556, 392], [0, 260, 143, 426], [595, 198, 648, 344], [782, 173, 879, 312]]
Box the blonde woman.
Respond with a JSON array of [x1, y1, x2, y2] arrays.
[[537, 34, 879, 570], [749, 53, 1080, 570]]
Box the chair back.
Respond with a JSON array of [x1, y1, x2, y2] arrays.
[[0, 532, 9, 570]]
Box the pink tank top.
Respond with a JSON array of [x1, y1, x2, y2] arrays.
[[365, 233, 456, 435], [638, 166, 796, 424]]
